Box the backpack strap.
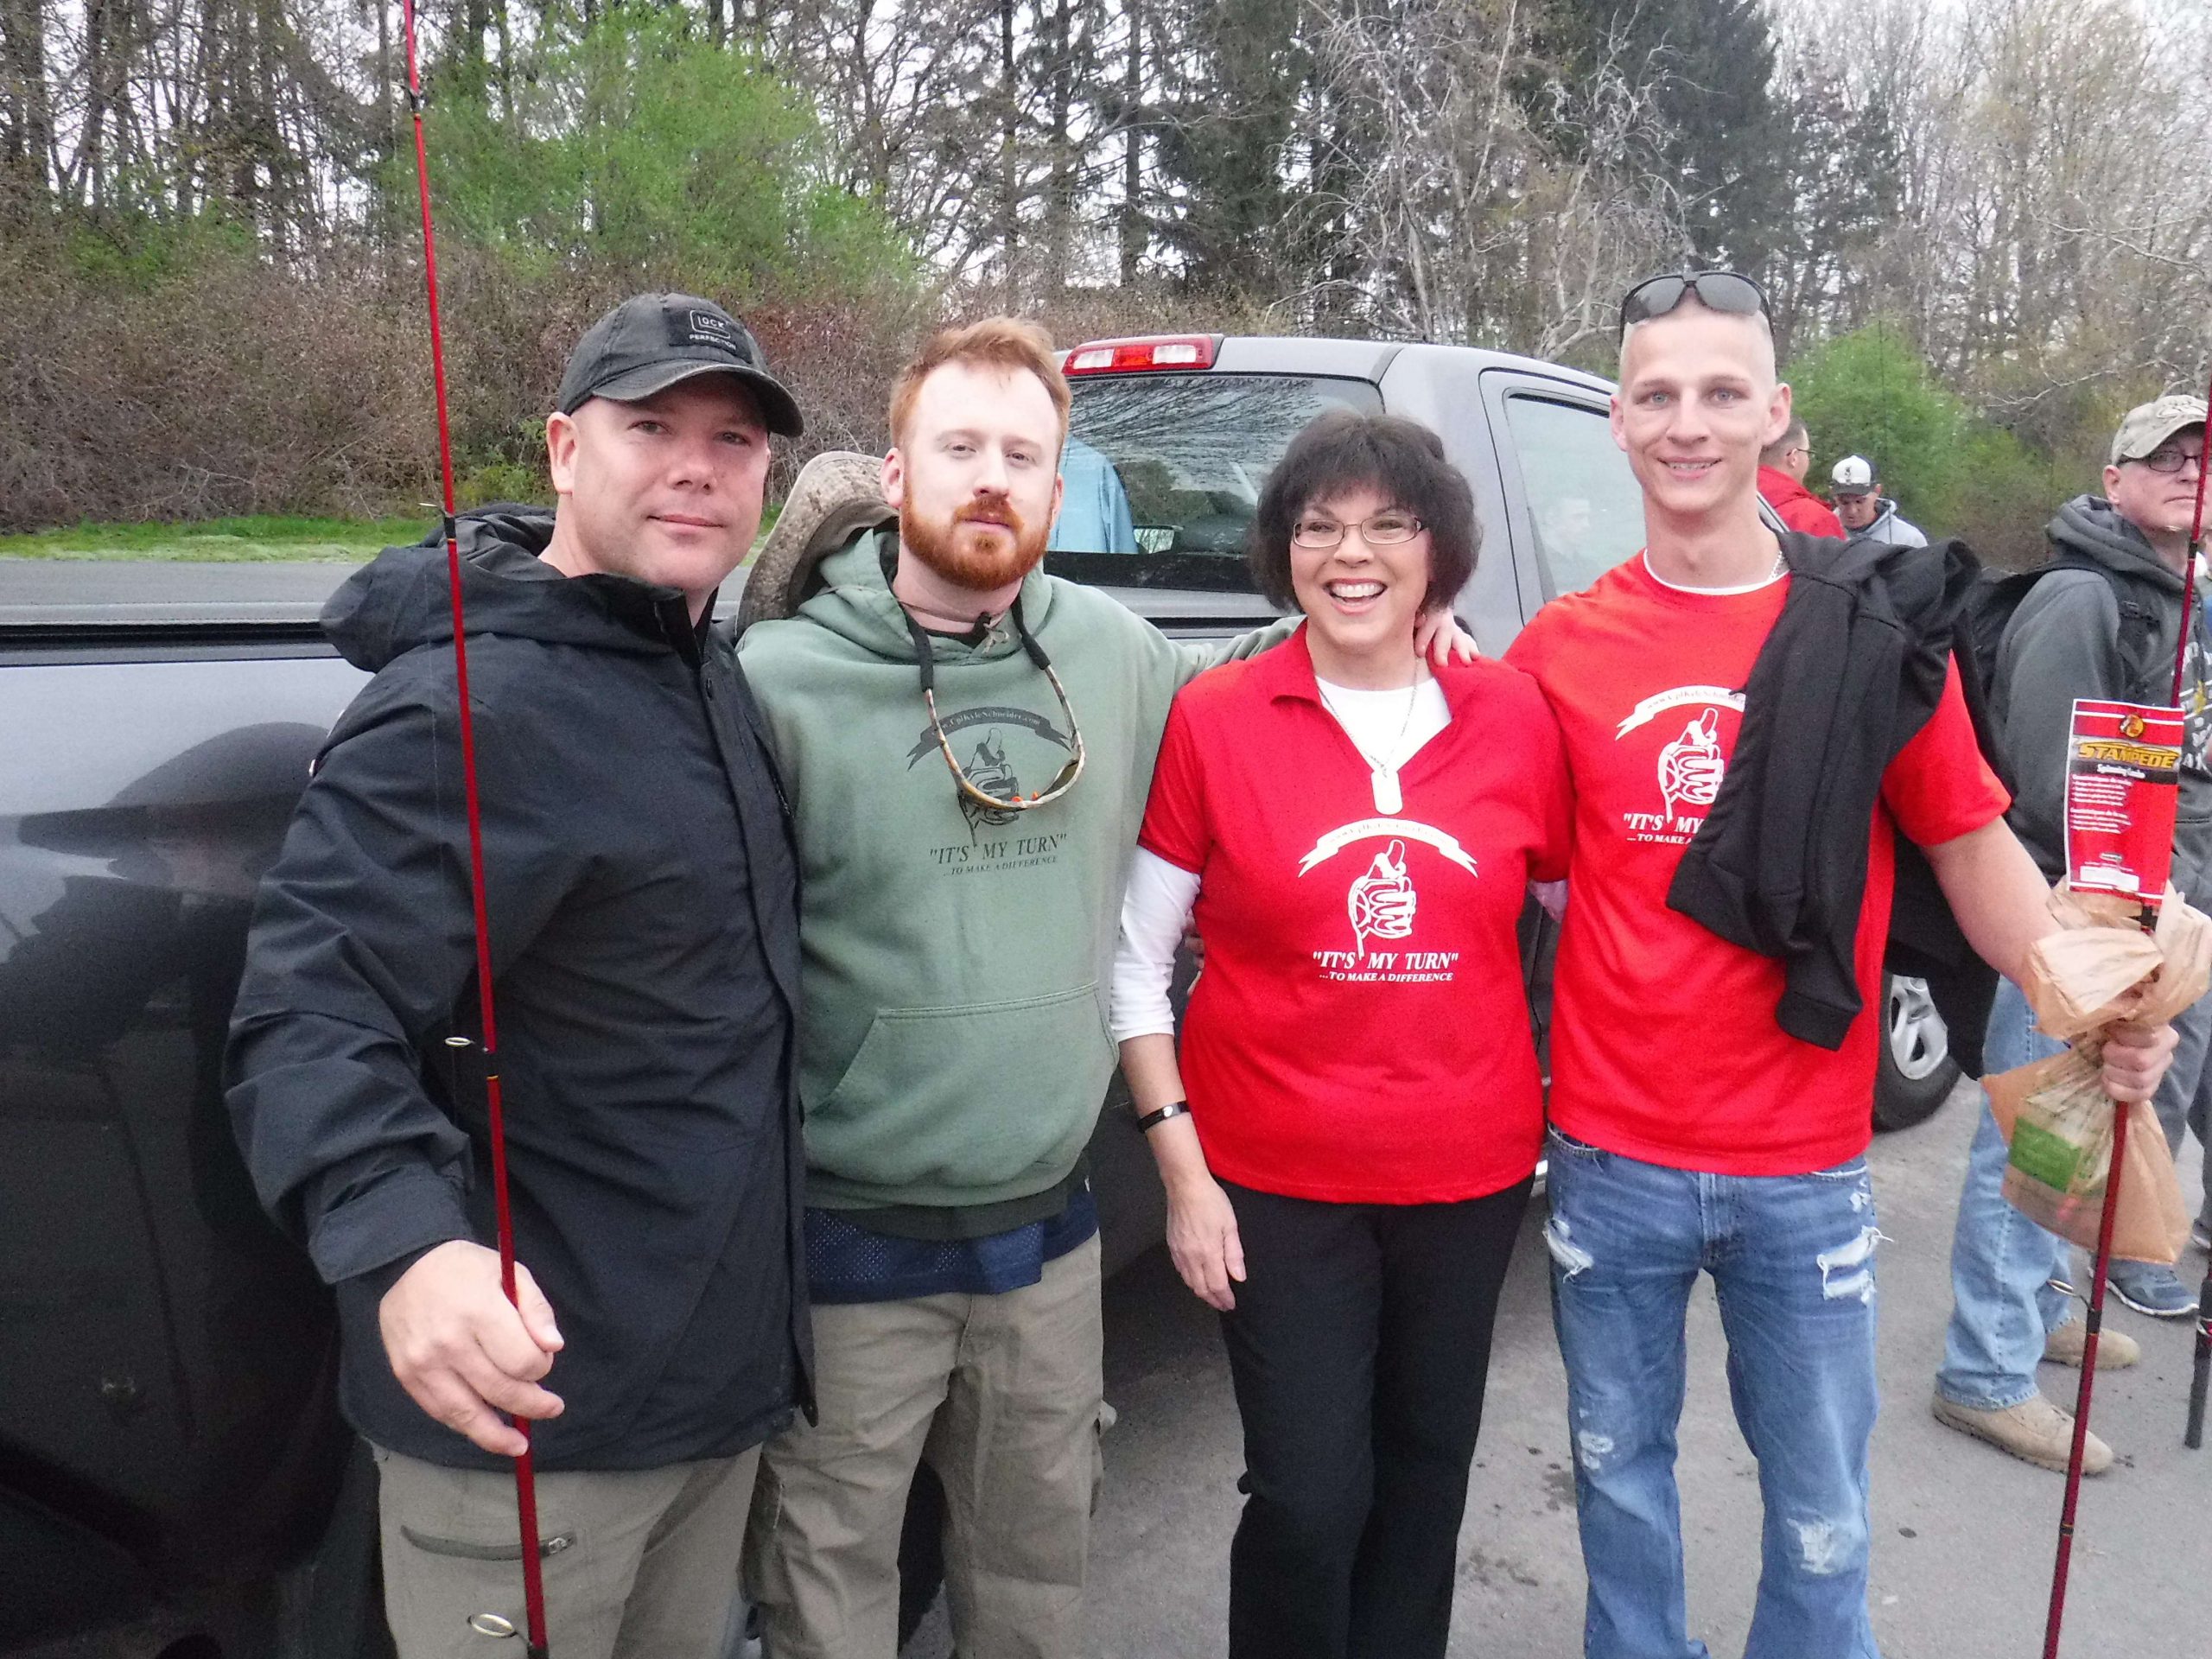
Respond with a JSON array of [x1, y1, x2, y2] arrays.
[[2044, 551, 2168, 701]]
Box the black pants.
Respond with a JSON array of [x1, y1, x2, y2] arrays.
[[1218, 1177, 1531, 1659]]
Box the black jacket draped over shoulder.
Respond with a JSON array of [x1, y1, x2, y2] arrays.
[[1666, 532, 1984, 1052]]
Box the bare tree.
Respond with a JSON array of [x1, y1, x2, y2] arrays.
[[1777, 0, 2212, 421], [1294, 0, 1685, 359]]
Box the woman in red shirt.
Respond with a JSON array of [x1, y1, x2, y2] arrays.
[[1112, 410, 1572, 1659]]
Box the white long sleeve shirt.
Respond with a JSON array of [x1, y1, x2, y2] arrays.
[[1109, 676, 1451, 1040]]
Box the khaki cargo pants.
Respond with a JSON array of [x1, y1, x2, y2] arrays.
[[745, 1233, 1106, 1659], [373, 1443, 761, 1659]]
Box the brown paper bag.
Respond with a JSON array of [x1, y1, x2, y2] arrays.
[[2020, 886, 2212, 1038], [1985, 1054, 2190, 1264]]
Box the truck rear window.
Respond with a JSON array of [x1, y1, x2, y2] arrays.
[[1048, 373, 1382, 590]]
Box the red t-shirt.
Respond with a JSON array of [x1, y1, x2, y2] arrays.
[[1139, 631, 1573, 1203], [1504, 556, 2009, 1176]]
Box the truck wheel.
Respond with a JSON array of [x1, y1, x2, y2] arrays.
[[257, 1439, 394, 1659], [1873, 972, 1959, 1132]]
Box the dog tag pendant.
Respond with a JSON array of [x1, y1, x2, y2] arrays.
[[1372, 768, 1402, 815]]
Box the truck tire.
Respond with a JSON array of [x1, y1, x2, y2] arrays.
[[1873, 971, 1960, 1132]]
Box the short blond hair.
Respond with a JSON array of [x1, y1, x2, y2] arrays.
[[888, 317, 1070, 448], [1618, 295, 1777, 387]]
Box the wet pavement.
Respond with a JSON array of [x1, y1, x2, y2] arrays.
[[910, 1078, 2211, 1657]]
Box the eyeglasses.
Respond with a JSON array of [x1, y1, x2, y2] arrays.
[[1618, 270, 1770, 341], [2131, 443, 2205, 475], [900, 599, 1086, 814], [1291, 511, 1426, 550]]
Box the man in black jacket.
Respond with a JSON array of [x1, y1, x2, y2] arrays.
[[227, 294, 808, 1659]]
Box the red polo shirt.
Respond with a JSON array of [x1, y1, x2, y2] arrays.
[[1505, 556, 2010, 1175], [1139, 630, 1572, 1203]]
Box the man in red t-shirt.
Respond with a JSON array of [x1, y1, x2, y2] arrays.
[[1503, 271, 2177, 1659]]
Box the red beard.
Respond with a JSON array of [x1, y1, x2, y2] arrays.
[[903, 495, 1050, 590]]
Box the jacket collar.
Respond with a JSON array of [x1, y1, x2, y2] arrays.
[[1758, 465, 1820, 507]]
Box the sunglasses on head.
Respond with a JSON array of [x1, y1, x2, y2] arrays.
[[1618, 270, 1770, 341]]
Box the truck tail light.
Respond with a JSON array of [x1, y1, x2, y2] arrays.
[[1063, 335, 1218, 374]]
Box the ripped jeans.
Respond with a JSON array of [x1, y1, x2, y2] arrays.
[[1544, 1127, 1883, 1659]]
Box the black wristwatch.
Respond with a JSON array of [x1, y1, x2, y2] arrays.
[[1137, 1100, 1192, 1133]]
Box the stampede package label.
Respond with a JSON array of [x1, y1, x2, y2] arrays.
[[2064, 698, 2182, 911]]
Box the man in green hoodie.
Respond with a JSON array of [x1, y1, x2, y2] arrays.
[[734, 319, 1465, 1657]]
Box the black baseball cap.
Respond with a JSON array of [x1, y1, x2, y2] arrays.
[[554, 293, 804, 435]]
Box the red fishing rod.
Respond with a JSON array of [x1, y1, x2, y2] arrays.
[[397, 3, 550, 1653], [2039, 1103, 2129, 1659], [2043, 370, 2212, 1656]]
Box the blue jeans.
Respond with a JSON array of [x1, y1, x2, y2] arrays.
[[1936, 977, 2075, 1410], [1940, 976, 2212, 1395], [1545, 1128, 1883, 1659]]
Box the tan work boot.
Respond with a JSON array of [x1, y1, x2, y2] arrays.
[[1932, 1390, 2112, 1475], [2043, 1319, 2140, 1369]]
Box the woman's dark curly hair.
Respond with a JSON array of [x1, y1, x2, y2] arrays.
[[1247, 410, 1478, 613]]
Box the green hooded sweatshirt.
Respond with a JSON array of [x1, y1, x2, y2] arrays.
[[737, 524, 1291, 1217]]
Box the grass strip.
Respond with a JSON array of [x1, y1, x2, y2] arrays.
[[0, 515, 437, 562], [3, 505, 782, 563]]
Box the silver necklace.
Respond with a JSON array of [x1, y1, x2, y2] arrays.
[[1318, 675, 1422, 815]]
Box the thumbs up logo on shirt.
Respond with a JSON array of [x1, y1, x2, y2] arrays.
[[1656, 708, 1726, 822], [1349, 838, 1417, 957]]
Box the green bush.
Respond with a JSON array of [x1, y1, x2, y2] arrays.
[[1933, 424, 2080, 569], [0, 5, 940, 532], [1787, 323, 2091, 567], [417, 8, 915, 307], [1785, 324, 1961, 527]]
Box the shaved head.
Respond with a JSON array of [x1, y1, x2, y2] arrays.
[[1619, 296, 1778, 391]]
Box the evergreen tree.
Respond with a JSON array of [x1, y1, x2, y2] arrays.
[[1525, 0, 1790, 271], [1150, 0, 1306, 296], [1763, 66, 1904, 349]]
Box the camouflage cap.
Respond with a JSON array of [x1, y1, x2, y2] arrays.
[[2110, 394, 2207, 464]]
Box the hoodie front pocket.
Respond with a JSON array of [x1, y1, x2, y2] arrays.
[[817, 983, 1116, 1191]]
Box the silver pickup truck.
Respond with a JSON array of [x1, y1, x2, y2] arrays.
[[0, 333, 1955, 1659]]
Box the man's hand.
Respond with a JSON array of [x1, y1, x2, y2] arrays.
[[378, 1239, 564, 1456], [2099, 1019, 2178, 1103], [1414, 610, 1480, 665]]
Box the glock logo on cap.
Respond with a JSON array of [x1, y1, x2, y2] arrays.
[[687, 310, 741, 353]]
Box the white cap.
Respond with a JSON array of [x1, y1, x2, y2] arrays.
[[1831, 454, 1875, 495]]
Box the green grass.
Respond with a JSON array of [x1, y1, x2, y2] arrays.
[[0, 514, 436, 561], [1, 505, 783, 562]]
